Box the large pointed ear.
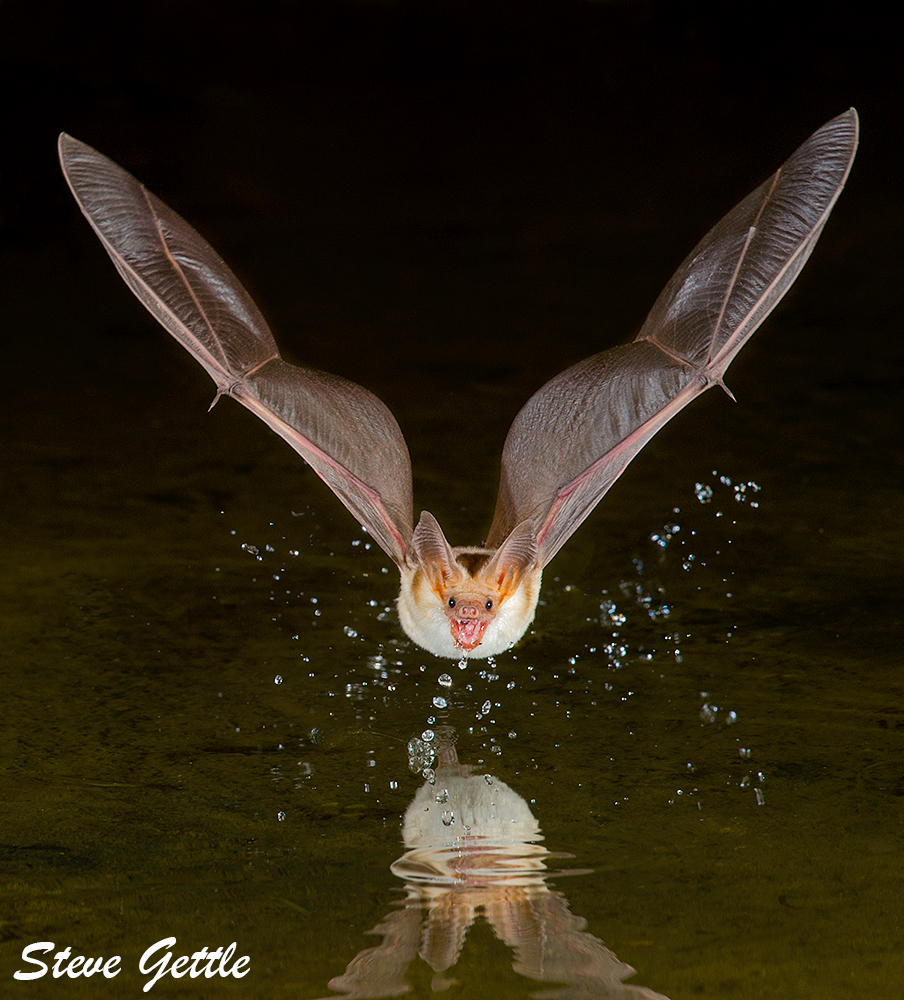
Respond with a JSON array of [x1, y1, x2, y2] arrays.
[[481, 521, 538, 598], [411, 511, 461, 590]]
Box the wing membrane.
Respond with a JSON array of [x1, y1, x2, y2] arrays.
[[487, 109, 858, 565], [59, 134, 413, 564]]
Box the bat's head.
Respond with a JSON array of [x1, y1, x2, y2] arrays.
[[397, 512, 541, 659]]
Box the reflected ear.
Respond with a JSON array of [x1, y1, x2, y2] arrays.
[[411, 511, 460, 589], [482, 521, 538, 597]]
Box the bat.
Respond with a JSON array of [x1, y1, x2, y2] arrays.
[[58, 109, 858, 659]]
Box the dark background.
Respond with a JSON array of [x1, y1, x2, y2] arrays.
[[3, 1, 899, 366], [3, 0, 900, 536]]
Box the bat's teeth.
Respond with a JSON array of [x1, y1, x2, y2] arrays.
[[454, 618, 487, 651]]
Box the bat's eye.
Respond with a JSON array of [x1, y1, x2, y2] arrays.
[[485, 599, 493, 611], [448, 598, 456, 608]]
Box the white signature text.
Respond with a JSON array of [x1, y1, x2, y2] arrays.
[[14, 938, 250, 992]]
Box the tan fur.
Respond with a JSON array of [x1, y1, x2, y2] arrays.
[[397, 551, 542, 659]]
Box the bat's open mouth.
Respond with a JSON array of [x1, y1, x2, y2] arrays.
[[452, 618, 488, 652]]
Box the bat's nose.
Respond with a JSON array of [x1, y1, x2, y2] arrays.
[[457, 603, 480, 619]]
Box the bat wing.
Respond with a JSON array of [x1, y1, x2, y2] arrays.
[[59, 134, 413, 565], [487, 109, 859, 566]]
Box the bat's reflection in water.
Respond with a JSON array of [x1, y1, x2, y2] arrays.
[[318, 732, 669, 1000]]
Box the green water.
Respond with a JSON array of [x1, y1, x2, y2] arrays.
[[3, 272, 900, 998]]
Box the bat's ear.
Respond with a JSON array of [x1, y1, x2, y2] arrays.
[[481, 521, 539, 598], [411, 511, 460, 589]]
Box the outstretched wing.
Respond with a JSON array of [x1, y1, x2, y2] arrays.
[[487, 109, 858, 565], [59, 134, 413, 565]]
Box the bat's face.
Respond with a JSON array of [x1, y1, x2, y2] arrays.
[[399, 512, 542, 658], [397, 555, 542, 659]]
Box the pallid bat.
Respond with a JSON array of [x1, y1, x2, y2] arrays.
[[59, 109, 858, 659]]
